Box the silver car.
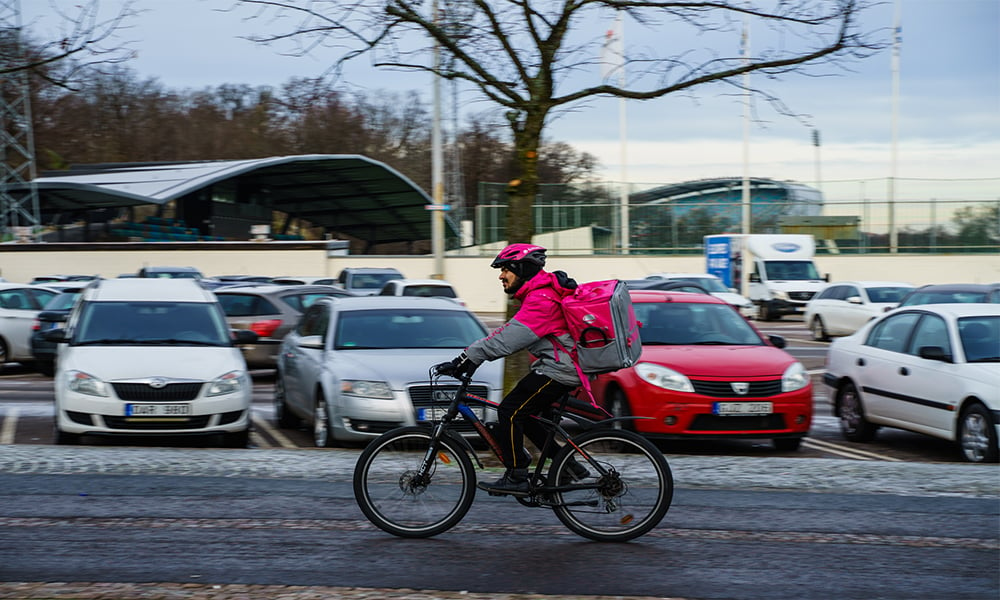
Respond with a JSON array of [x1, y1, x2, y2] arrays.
[[0, 283, 58, 367], [275, 296, 503, 446], [216, 284, 354, 369]]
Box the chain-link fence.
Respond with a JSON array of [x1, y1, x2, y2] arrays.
[[474, 177, 1000, 254]]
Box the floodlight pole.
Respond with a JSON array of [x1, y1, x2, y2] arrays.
[[430, 0, 445, 278], [888, 0, 901, 254]]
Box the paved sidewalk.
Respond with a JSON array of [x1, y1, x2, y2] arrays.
[[0, 444, 997, 498]]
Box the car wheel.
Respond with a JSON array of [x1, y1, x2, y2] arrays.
[[957, 403, 999, 463], [36, 360, 55, 377], [0, 339, 8, 365], [273, 373, 302, 429], [773, 437, 802, 451], [836, 381, 877, 442], [223, 428, 250, 449], [810, 316, 829, 341], [608, 389, 634, 432], [54, 427, 80, 445], [313, 395, 335, 448]]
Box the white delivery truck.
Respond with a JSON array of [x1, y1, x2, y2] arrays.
[[705, 233, 829, 321]]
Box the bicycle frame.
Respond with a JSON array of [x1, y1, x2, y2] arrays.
[[418, 372, 635, 495]]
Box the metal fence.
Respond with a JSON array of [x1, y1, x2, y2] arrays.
[[474, 177, 1000, 254]]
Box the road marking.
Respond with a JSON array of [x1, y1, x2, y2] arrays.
[[0, 407, 19, 444], [803, 437, 902, 461], [252, 415, 297, 449]]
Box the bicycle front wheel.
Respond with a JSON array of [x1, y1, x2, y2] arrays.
[[548, 429, 673, 542], [353, 426, 476, 538]]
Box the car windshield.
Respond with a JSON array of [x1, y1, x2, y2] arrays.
[[865, 286, 912, 303], [352, 273, 403, 291], [334, 308, 486, 349], [673, 277, 728, 293], [74, 301, 231, 346], [633, 302, 763, 346], [958, 316, 1000, 363], [402, 285, 457, 299], [44, 292, 81, 311], [900, 290, 988, 306], [762, 261, 821, 281]]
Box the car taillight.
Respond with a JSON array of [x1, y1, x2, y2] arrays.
[[31, 319, 40, 332], [250, 319, 282, 338]]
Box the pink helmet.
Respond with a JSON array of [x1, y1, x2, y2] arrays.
[[490, 243, 547, 270]]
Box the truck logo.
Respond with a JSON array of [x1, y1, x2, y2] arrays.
[[771, 243, 801, 252]]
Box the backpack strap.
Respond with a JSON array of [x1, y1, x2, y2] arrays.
[[549, 335, 613, 418]]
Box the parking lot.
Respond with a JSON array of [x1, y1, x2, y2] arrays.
[[0, 318, 971, 464]]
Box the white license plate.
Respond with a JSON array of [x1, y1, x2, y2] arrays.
[[713, 401, 773, 416], [417, 406, 484, 421], [125, 404, 192, 417]]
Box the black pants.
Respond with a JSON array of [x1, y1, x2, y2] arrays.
[[496, 370, 574, 470]]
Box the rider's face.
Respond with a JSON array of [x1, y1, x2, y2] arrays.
[[499, 267, 518, 292]]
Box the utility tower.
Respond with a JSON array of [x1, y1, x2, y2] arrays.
[[0, 0, 40, 241]]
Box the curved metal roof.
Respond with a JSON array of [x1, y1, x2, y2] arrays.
[[11, 154, 458, 246]]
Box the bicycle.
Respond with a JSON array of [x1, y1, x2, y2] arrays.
[[353, 367, 674, 542]]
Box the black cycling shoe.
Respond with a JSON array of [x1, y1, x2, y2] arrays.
[[559, 458, 591, 484], [477, 468, 531, 497]]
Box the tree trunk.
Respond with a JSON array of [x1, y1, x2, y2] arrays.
[[501, 111, 545, 394]]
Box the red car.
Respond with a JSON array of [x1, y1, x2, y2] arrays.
[[576, 290, 812, 451]]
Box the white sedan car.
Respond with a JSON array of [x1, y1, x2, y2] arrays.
[[823, 303, 999, 462], [804, 281, 914, 340]]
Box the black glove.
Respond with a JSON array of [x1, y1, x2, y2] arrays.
[[434, 352, 478, 378]]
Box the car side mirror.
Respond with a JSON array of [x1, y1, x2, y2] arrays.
[[767, 334, 786, 349], [847, 296, 863, 305], [918, 346, 952, 363], [231, 329, 259, 345], [298, 334, 324, 349], [824, 274, 830, 282], [749, 273, 761, 283], [43, 328, 67, 343]]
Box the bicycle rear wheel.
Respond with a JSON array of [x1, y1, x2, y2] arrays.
[[353, 426, 476, 538], [548, 429, 673, 542]]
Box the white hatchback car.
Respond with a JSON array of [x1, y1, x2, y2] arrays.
[[376, 278, 465, 306], [823, 303, 1000, 462], [48, 278, 258, 447], [804, 281, 914, 341]]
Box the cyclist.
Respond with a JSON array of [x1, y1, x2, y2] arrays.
[[435, 243, 589, 496]]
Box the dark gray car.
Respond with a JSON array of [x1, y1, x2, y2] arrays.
[[215, 284, 354, 369]]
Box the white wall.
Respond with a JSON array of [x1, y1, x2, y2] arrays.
[[2, 245, 997, 314]]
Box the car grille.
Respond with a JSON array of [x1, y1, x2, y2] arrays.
[[409, 384, 490, 432], [788, 291, 815, 302], [689, 414, 787, 431], [691, 379, 782, 398], [112, 382, 203, 401], [103, 415, 212, 430]]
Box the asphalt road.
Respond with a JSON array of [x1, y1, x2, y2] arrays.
[[0, 446, 997, 600]]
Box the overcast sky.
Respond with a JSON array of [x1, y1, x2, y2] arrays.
[[23, 0, 1000, 198]]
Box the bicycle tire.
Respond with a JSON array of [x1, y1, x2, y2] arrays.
[[548, 429, 673, 542], [353, 426, 476, 538]]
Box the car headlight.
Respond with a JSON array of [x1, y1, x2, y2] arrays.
[[635, 363, 694, 393], [782, 362, 809, 392], [206, 371, 246, 397], [341, 379, 393, 399], [67, 370, 108, 397], [772, 290, 789, 301]]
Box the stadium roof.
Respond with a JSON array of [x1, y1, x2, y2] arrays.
[[9, 154, 457, 246]]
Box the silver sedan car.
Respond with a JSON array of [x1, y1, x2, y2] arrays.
[[275, 296, 503, 446], [216, 284, 354, 369]]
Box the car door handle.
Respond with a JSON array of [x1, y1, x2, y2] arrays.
[[899, 367, 909, 376]]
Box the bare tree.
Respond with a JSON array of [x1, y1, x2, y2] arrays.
[[2, 0, 139, 90], [230, 0, 883, 246]]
